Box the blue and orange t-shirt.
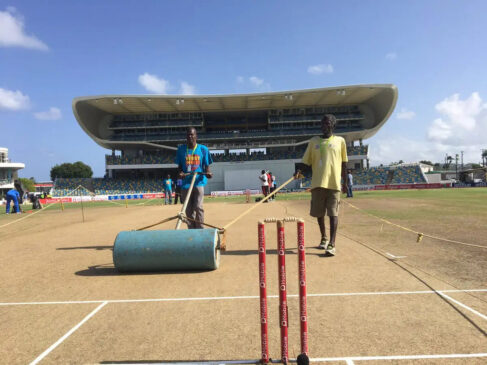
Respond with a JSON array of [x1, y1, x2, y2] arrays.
[[163, 178, 172, 191], [175, 144, 213, 189]]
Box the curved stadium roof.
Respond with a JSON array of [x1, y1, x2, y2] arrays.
[[72, 84, 397, 151]]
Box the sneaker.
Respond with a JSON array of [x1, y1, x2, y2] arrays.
[[318, 239, 330, 250], [326, 243, 336, 256]]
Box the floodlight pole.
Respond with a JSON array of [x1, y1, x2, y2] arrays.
[[455, 154, 459, 181]]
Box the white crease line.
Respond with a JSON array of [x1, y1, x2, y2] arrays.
[[29, 301, 107, 365], [105, 353, 487, 364], [311, 353, 487, 362], [1, 289, 486, 306], [438, 291, 487, 321]]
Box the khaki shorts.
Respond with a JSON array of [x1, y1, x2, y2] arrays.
[[310, 188, 341, 217]]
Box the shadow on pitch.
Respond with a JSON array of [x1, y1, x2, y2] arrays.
[[75, 264, 210, 277], [223, 248, 323, 257], [57, 245, 113, 251]]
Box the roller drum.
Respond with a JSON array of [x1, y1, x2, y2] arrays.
[[113, 228, 220, 272]]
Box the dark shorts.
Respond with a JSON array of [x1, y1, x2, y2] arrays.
[[310, 188, 341, 217], [181, 186, 205, 229]]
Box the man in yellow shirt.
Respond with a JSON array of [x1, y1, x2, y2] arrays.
[[300, 114, 348, 255]]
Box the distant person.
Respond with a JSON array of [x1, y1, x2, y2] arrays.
[[163, 174, 173, 205], [14, 180, 24, 212], [267, 171, 273, 200], [174, 176, 183, 204], [346, 170, 354, 198], [270, 172, 277, 199], [14, 180, 24, 203], [259, 170, 269, 200], [298, 114, 348, 256], [30, 193, 42, 210], [175, 127, 213, 229], [5, 188, 21, 214]]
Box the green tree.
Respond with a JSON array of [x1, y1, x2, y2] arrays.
[[19, 177, 35, 192], [50, 161, 93, 180], [419, 160, 433, 166]]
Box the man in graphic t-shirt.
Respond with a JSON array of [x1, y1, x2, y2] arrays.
[[175, 127, 213, 229]]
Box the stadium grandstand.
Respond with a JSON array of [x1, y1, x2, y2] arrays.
[[66, 85, 400, 196]]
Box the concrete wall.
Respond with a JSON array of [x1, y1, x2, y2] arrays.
[[425, 173, 441, 183], [205, 159, 301, 193]]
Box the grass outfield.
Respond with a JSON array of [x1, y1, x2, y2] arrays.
[[349, 187, 487, 220]]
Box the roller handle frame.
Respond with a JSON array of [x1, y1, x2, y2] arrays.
[[175, 172, 199, 230]]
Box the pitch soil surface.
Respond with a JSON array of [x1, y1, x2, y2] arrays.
[[0, 191, 486, 364]]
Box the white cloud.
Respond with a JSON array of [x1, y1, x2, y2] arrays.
[[250, 76, 271, 91], [180, 81, 195, 95], [138, 73, 170, 94], [370, 92, 487, 165], [427, 118, 452, 141], [307, 64, 334, 75], [396, 108, 416, 120], [434, 92, 481, 131], [236, 76, 271, 91], [0, 7, 48, 50], [34, 107, 62, 120], [427, 92, 487, 146], [0, 87, 30, 110], [249, 76, 264, 87], [369, 136, 436, 165], [386, 52, 397, 60]]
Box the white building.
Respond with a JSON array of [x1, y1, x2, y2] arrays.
[[0, 147, 25, 195]]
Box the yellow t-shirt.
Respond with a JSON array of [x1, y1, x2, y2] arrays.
[[302, 135, 348, 191]]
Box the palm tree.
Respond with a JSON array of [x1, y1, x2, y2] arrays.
[[444, 155, 453, 169], [482, 150, 487, 166]]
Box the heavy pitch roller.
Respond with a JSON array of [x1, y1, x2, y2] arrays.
[[113, 228, 220, 271]]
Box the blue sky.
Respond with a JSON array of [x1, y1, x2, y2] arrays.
[[1, 0, 486, 180]]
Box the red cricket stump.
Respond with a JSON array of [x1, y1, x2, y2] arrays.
[[297, 220, 308, 355], [258, 222, 269, 363], [277, 220, 289, 364], [258, 218, 308, 363]]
